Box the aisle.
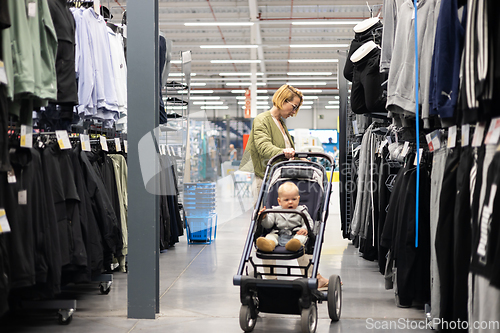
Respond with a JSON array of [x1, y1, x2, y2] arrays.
[[0, 184, 432, 332]]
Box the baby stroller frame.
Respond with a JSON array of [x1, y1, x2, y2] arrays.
[[233, 152, 342, 333]]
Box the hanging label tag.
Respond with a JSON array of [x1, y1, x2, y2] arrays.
[[20, 125, 33, 148], [401, 141, 410, 157], [18, 190, 27, 205], [0, 209, 11, 233], [425, 133, 434, 152], [100, 136, 109, 151], [7, 169, 16, 184], [28, 2, 37, 18], [182, 51, 192, 64], [387, 136, 392, 144], [411, 9, 415, 20], [472, 122, 486, 147], [447, 126, 457, 148], [55, 130, 71, 150], [462, 124, 470, 147], [94, 0, 100, 14], [124, 140, 128, 153], [378, 139, 388, 153], [352, 120, 359, 135], [484, 117, 500, 145], [414, 148, 424, 166], [80, 134, 91, 152], [114, 138, 122, 152], [0, 61, 7, 85]]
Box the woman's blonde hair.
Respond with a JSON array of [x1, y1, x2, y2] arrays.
[[272, 84, 303, 115]]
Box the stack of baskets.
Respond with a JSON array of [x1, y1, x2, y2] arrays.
[[183, 182, 217, 244]]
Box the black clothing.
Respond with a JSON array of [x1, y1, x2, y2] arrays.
[[351, 48, 388, 115], [47, 0, 78, 105], [159, 35, 168, 124]]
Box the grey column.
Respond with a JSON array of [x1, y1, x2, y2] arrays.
[[127, 0, 160, 319], [337, 54, 348, 232]]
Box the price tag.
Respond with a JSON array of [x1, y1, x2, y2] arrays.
[[414, 148, 424, 166], [0, 61, 7, 85], [447, 126, 457, 148], [0, 209, 11, 233], [182, 51, 192, 64], [100, 136, 109, 151], [462, 124, 470, 147], [20, 125, 33, 148], [472, 122, 486, 147], [28, 2, 37, 18], [80, 134, 91, 152], [401, 141, 410, 157], [7, 169, 16, 184], [18, 190, 27, 205], [425, 133, 434, 152], [431, 131, 441, 151], [115, 138, 122, 152], [124, 140, 128, 153], [484, 117, 500, 145], [352, 120, 359, 135], [55, 130, 71, 150]]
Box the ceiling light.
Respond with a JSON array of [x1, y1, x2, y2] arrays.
[[169, 73, 197, 77], [291, 20, 362, 25], [236, 96, 269, 100], [211, 60, 261, 64], [189, 96, 220, 100], [193, 101, 224, 105], [231, 90, 268, 94], [185, 22, 254, 27], [302, 96, 319, 100], [178, 90, 214, 94], [241, 106, 270, 110], [299, 106, 312, 109], [328, 101, 340, 104], [219, 72, 264, 76], [201, 45, 258, 49], [166, 106, 188, 110], [289, 44, 349, 48], [190, 83, 206, 87], [288, 59, 338, 63], [287, 72, 332, 76], [302, 90, 323, 93], [287, 82, 327, 86], [200, 106, 229, 110], [302, 101, 314, 104], [325, 105, 339, 109], [226, 82, 266, 86], [171, 60, 182, 64], [238, 101, 269, 105]]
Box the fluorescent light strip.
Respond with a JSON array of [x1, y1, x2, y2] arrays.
[[192, 101, 224, 105], [211, 60, 261, 64], [226, 82, 266, 86], [291, 21, 361, 25], [200, 106, 229, 110], [231, 90, 268, 94], [169, 73, 197, 77], [236, 96, 269, 100], [289, 44, 349, 48], [166, 106, 188, 110], [171, 60, 182, 64], [189, 96, 220, 100], [325, 106, 339, 109], [241, 106, 270, 110], [185, 22, 254, 26], [190, 83, 206, 87], [219, 72, 264, 76], [302, 90, 323, 93], [302, 101, 314, 105], [328, 101, 340, 104], [335, 96, 340, 99], [287, 72, 332, 76], [299, 106, 312, 109], [238, 101, 269, 105], [178, 90, 214, 94], [302, 96, 319, 100], [287, 82, 327, 86], [201, 45, 258, 49], [288, 59, 338, 63]]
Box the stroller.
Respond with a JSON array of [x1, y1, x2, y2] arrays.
[[233, 152, 342, 333]]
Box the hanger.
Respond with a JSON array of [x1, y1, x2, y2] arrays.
[[350, 41, 380, 62], [353, 17, 381, 33]]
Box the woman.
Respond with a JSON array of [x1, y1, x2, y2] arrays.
[[240, 84, 329, 289], [240, 84, 301, 197]]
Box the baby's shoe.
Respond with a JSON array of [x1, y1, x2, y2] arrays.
[[256, 237, 276, 252], [285, 238, 302, 252]]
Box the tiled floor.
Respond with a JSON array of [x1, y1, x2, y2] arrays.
[[0, 181, 432, 332]]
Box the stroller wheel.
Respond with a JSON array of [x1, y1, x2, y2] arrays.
[[300, 302, 317, 333], [239, 305, 257, 332], [327, 274, 342, 321]]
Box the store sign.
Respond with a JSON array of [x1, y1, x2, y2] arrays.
[[244, 89, 251, 118]]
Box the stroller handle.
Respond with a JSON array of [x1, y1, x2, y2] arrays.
[[267, 151, 335, 166]]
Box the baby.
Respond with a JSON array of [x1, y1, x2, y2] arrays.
[[256, 182, 313, 252]]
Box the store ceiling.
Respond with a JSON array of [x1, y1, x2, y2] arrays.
[[108, 0, 382, 119]]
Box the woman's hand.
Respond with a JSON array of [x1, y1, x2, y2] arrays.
[[283, 148, 295, 159]]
